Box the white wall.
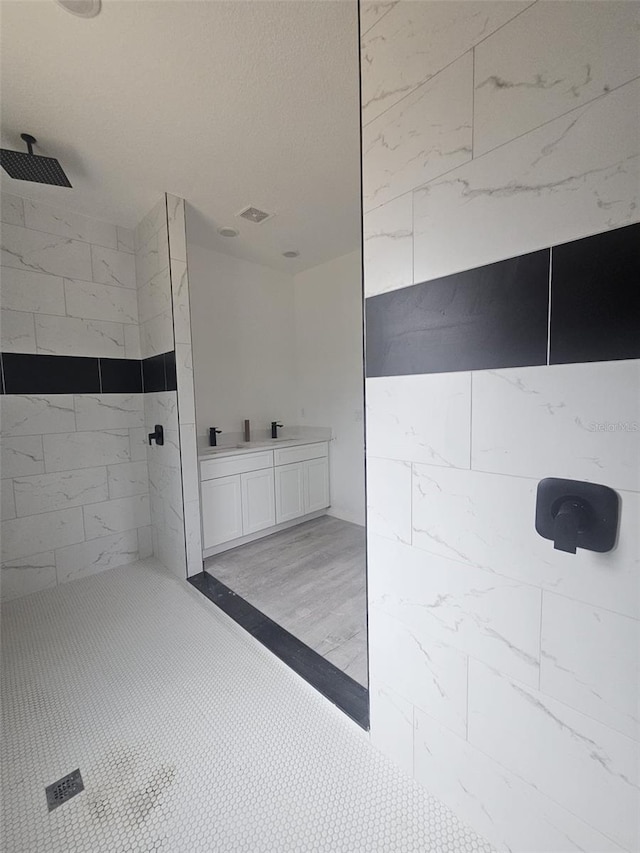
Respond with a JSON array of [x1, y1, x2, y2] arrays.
[[293, 251, 365, 525], [361, 3, 639, 852], [187, 241, 297, 438]]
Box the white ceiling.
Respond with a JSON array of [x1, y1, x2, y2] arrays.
[[0, 0, 362, 272]]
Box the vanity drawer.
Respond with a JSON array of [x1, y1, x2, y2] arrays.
[[201, 451, 273, 480], [274, 442, 328, 467]]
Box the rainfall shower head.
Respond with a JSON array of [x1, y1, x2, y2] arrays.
[[0, 134, 72, 187]]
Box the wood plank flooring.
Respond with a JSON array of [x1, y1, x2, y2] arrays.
[[204, 516, 368, 686]]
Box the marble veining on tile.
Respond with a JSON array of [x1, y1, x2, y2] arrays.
[[363, 194, 413, 298], [363, 51, 472, 211], [23, 199, 118, 249], [0, 268, 66, 315], [1, 223, 92, 280]]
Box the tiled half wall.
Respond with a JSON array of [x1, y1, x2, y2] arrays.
[[361, 2, 640, 851]]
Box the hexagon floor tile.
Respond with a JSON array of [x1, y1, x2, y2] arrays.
[[1, 559, 494, 853]]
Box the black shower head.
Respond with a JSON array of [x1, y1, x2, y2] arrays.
[[0, 134, 72, 187]]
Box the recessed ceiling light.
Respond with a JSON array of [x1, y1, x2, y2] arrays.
[[217, 226, 239, 238], [283, 250, 300, 258], [56, 0, 101, 18]]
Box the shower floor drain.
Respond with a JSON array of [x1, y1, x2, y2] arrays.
[[45, 769, 84, 811]]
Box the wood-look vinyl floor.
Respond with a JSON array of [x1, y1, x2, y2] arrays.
[[204, 516, 368, 686]]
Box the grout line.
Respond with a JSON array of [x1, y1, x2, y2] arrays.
[[538, 588, 544, 691], [410, 188, 415, 285], [364, 71, 640, 218], [469, 372, 473, 470], [546, 247, 553, 366], [361, 1, 538, 131], [359, 0, 397, 39], [411, 702, 416, 778], [97, 358, 103, 394], [409, 462, 413, 546], [471, 47, 475, 159], [465, 655, 470, 741]]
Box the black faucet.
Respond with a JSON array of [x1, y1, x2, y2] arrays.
[[209, 427, 222, 446], [271, 421, 283, 439]]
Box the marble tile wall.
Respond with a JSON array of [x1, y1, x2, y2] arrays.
[[361, 2, 640, 851], [1, 196, 151, 601], [166, 194, 202, 578]]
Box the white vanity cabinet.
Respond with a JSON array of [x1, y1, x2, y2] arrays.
[[200, 441, 329, 556], [274, 443, 329, 524]]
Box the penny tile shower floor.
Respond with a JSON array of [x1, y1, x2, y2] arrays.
[[1, 559, 494, 852]]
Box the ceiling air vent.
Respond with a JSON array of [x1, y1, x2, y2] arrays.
[[237, 206, 273, 224]]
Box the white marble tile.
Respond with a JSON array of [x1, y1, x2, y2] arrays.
[[74, 394, 144, 431], [135, 226, 169, 289], [1, 309, 36, 353], [135, 198, 166, 250], [0, 395, 76, 436], [137, 266, 172, 325], [1, 192, 24, 226], [1, 482, 16, 521], [360, 0, 397, 36], [139, 310, 174, 360], [128, 427, 148, 463], [175, 343, 196, 425], [0, 268, 65, 315], [363, 52, 472, 212], [471, 361, 640, 492], [64, 279, 138, 325], [368, 533, 541, 687], [90, 244, 136, 289], [123, 325, 141, 360], [144, 391, 178, 433], [171, 260, 192, 345], [360, 0, 529, 125], [179, 423, 199, 504], [366, 372, 470, 468], [474, 0, 640, 156], [366, 458, 411, 545], [0, 436, 44, 479], [369, 677, 413, 775], [363, 194, 413, 298], [107, 460, 149, 499], [468, 659, 639, 851], [369, 605, 467, 737], [0, 552, 57, 602], [411, 465, 640, 620], [35, 314, 125, 358], [55, 529, 139, 584], [43, 430, 130, 473], [83, 494, 150, 540], [414, 78, 640, 282], [116, 226, 135, 254], [166, 195, 187, 262], [184, 498, 203, 577], [137, 525, 153, 559], [414, 708, 627, 853], [541, 593, 639, 742], [1, 507, 84, 562], [1, 223, 92, 279], [14, 467, 108, 517], [23, 199, 117, 248]]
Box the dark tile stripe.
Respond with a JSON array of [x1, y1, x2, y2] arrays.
[[1, 351, 176, 394], [2, 353, 100, 394], [188, 572, 370, 730], [366, 250, 550, 377], [100, 358, 143, 393], [550, 222, 640, 365], [366, 223, 640, 377]]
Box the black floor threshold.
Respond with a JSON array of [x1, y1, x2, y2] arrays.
[[188, 571, 369, 730]]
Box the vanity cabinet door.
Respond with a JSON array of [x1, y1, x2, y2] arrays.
[[304, 457, 330, 513], [275, 462, 305, 523], [201, 474, 243, 548], [241, 468, 276, 535]]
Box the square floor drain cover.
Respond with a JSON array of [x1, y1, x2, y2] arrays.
[[45, 769, 84, 811]]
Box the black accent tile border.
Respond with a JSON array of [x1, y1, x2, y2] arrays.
[[188, 571, 370, 730], [365, 223, 640, 377], [2, 353, 100, 394], [550, 223, 640, 365], [0, 350, 176, 395]]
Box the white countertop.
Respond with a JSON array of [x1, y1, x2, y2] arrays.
[[198, 437, 327, 462]]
